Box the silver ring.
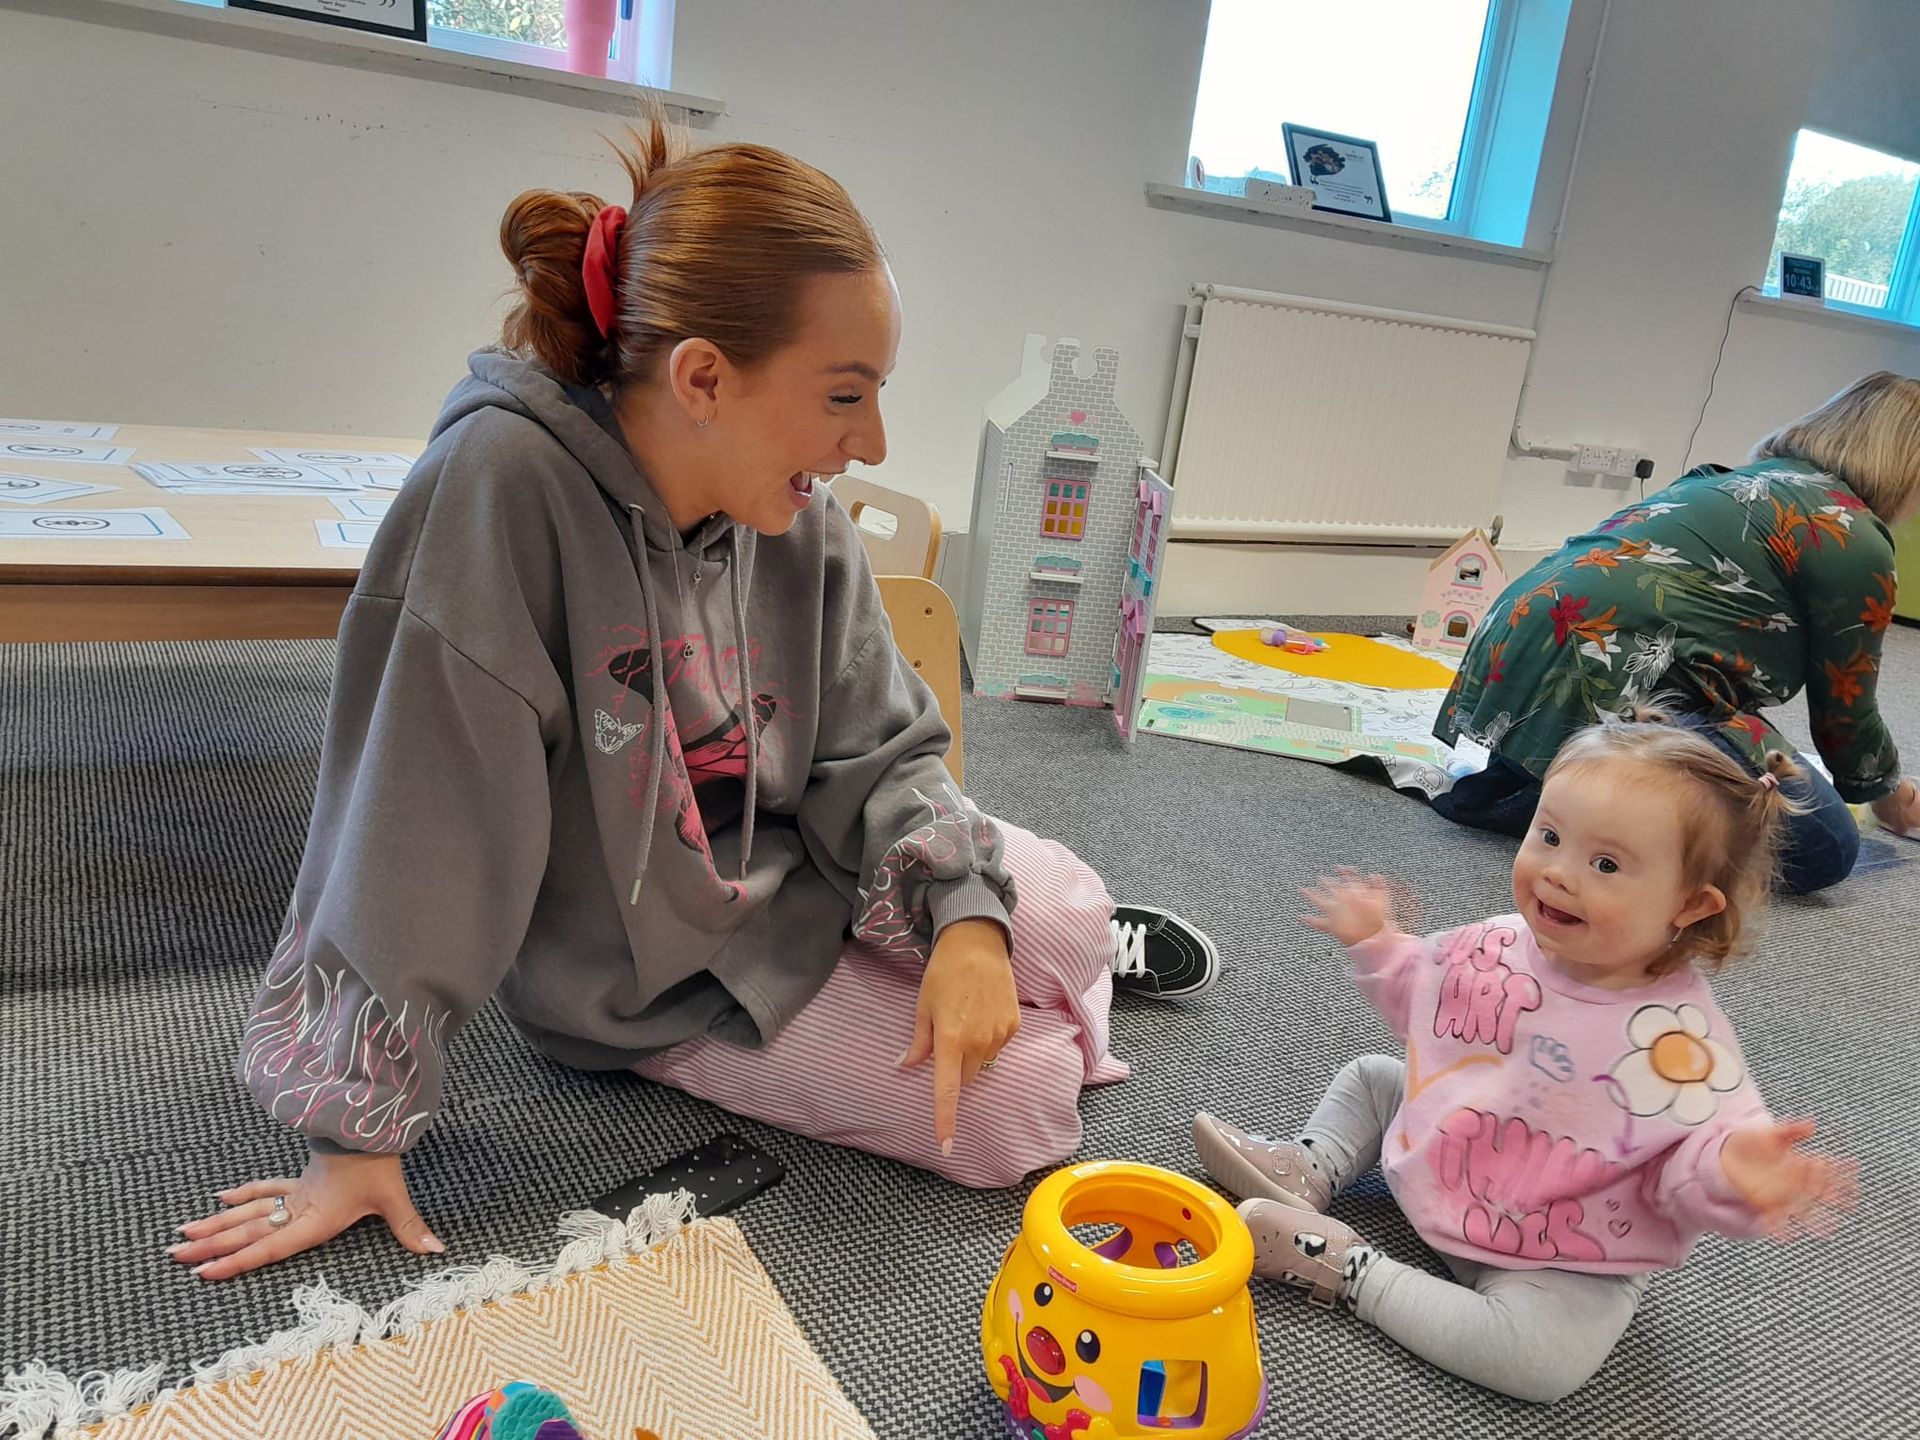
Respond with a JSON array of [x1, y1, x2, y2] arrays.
[[267, 1195, 291, 1229], [979, 1057, 999, 1071]]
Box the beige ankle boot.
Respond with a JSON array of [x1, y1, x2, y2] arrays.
[[1236, 1197, 1365, 1308], [1193, 1113, 1334, 1210]]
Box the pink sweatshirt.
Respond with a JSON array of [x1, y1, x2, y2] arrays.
[[1349, 917, 1773, 1273]]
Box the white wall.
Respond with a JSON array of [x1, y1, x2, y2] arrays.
[[3, 0, 1917, 617]]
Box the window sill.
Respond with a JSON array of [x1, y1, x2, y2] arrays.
[[1737, 293, 1919, 343], [1143, 183, 1550, 268], [15, 0, 726, 119]]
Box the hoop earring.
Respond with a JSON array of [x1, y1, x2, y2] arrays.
[[696, 413, 712, 430]]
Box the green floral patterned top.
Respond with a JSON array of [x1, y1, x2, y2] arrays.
[[1438, 458, 1901, 803]]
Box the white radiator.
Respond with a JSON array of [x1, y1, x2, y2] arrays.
[[1163, 284, 1534, 544]]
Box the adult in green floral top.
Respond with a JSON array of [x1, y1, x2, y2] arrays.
[[1435, 373, 1920, 893]]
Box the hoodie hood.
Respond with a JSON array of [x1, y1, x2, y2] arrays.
[[448, 349, 736, 555]]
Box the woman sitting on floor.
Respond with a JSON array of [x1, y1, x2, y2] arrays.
[[1433, 371, 1920, 892], [168, 114, 1216, 1281]]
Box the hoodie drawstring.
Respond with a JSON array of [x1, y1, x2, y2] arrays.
[[729, 528, 758, 881], [625, 504, 667, 906], [623, 507, 758, 902]]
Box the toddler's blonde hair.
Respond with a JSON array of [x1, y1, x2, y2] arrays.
[[1545, 708, 1807, 974]]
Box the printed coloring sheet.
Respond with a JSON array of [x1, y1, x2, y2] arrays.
[[251, 446, 415, 469], [0, 508, 189, 540], [0, 439, 136, 466], [329, 495, 392, 520], [135, 462, 361, 494], [0, 473, 119, 506], [315, 519, 381, 549], [0, 418, 120, 440]]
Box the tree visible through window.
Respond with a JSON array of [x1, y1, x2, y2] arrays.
[[1188, 0, 1493, 222], [1766, 129, 1920, 309], [430, 0, 567, 48]]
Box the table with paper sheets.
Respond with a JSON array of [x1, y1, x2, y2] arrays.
[[0, 419, 418, 642]]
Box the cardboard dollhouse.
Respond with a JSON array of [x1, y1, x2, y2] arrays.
[[1412, 528, 1508, 652], [960, 336, 1172, 737]]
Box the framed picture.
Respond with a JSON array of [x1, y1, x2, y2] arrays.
[[1282, 123, 1391, 223], [230, 0, 429, 43], [1780, 253, 1826, 303]]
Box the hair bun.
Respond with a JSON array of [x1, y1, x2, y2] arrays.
[[499, 187, 610, 386], [1760, 749, 1804, 786]]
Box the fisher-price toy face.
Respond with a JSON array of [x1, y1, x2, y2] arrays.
[[982, 1162, 1265, 1440], [991, 1265, 1121, 1432]]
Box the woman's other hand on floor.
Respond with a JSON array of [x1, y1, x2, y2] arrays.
[[169, 1149, 444, 1281]]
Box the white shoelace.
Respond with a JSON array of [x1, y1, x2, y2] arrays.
[[1110, 918, 1149, 979]]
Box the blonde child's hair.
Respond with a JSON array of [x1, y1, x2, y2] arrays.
[[1544, 708, 1808, 974], [1750, 370, 1920, 524]]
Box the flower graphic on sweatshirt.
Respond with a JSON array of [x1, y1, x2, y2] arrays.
[[1606, 1003, 1743, 1126]]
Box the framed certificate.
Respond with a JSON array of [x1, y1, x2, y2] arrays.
[[1283, 123, 1392, 223], [230, 0, 429, 43]]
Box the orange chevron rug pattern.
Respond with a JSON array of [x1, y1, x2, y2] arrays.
[[3, 1201, 873, 1440]]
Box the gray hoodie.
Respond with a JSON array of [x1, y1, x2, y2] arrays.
[[238, 351, 1013, 1154]]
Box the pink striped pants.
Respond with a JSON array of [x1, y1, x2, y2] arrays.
[[634, 820, 1128, 1188]]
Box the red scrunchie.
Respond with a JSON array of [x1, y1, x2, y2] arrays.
[[582, 204, 627, 339]]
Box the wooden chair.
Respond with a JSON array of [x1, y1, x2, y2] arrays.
[[834, 474, 943, 580], [876, 575, 964, 786]]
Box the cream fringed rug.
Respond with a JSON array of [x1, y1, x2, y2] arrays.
[[0, 1196, 876, 1440]]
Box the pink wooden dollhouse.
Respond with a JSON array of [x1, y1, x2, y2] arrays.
[[1412, 528, 1508, 652], [960, 336, 1172, 738]]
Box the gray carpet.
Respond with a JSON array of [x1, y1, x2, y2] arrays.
[[3, 620, 1916, 1439]]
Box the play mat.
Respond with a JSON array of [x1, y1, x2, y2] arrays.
[[1137, 628, 1462, 795]]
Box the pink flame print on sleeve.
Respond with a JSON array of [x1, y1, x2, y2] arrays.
[[1431, 1108, 1620, 1261], [1431, 924, 1542, 1054], [240, 912, 450, 1153], [853, 782, 999, 953]]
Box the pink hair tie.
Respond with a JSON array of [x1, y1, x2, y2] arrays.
[[581, 204, 627, 339], [1758, 773, 1779, 791]]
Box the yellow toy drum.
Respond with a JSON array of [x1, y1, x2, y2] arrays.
[[981, 1161, 1265, 1439]]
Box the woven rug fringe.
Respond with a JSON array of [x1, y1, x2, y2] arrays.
[[0, 1191, 699, 1440]]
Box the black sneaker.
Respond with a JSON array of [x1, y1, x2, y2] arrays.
[[1108, 904, 1219, 1000]]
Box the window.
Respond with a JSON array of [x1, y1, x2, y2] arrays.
[[1026, 600, 1075, 658], [1765, 128, 1920, 323], [184, 0, 673, 87], [1041, 479, 1091, 541], [1185, 0, 1572, 247], [431, 0, 668, 83]]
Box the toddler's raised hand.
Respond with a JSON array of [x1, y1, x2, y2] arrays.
[[1720, 1118, 1860, 1241], [1301, 868, 1396, 947]]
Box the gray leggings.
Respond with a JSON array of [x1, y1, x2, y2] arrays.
[[1302, 1055, 1652, 1404]]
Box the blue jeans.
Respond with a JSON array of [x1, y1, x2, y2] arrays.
[[1430, 733, 1860, 894]]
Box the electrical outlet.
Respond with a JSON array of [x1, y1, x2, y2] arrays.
[[1572, 445, 1645, 477]]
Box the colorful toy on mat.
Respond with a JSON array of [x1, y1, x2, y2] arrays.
[[982, 1160, 1265, 1439], [1258, 623, 1326, 654], [433, 1382, 661, 1440]]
